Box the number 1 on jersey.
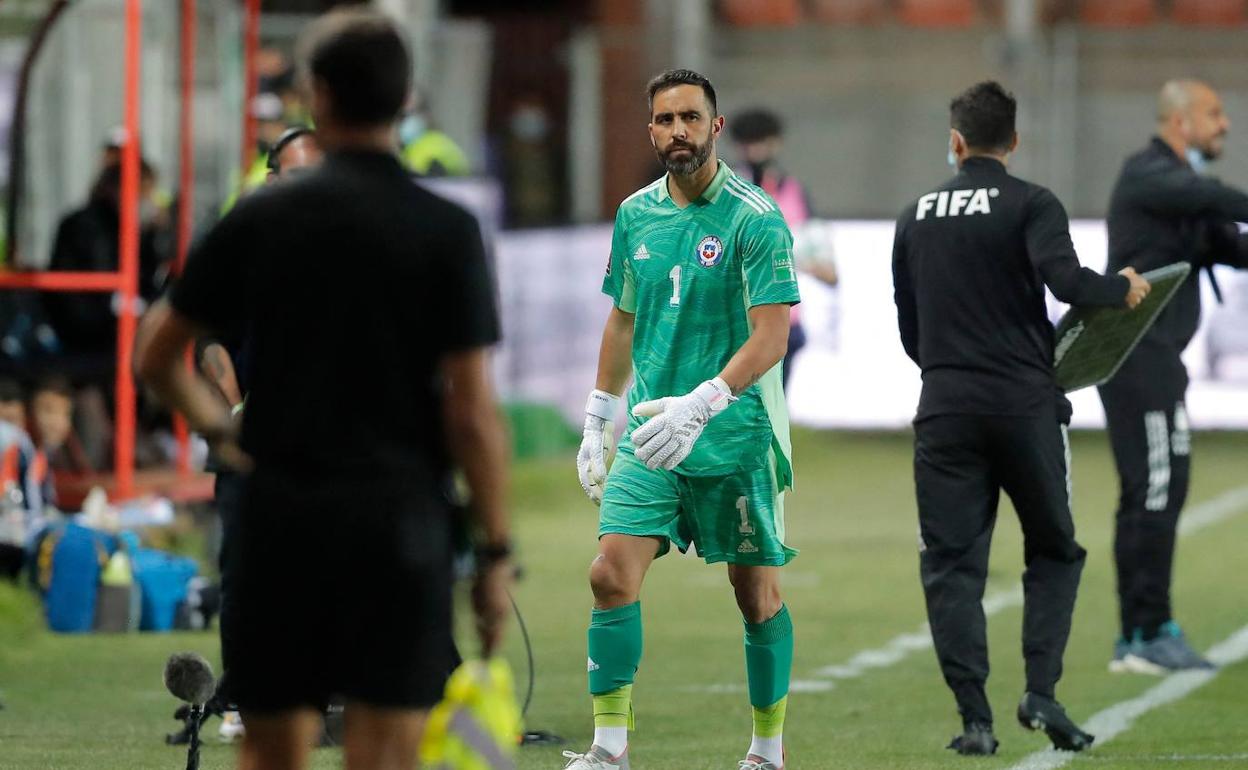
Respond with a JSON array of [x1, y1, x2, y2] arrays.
[[669, 265, 681, 306]]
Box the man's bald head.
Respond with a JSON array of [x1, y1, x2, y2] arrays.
[[1157, 80, 1211, 121], [1157, 79, 1230, 162]]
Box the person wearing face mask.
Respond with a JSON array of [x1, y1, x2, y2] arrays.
[[729, 110, 839, 392], [399, 90, 469, 177], [1099, 80, 1248, 676], [47, 157, 168, 359], [44, 154, 171, 469], [892, 81, 1149, 757]]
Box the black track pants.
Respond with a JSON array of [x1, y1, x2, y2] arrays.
[[914, 413, 1086, 727]]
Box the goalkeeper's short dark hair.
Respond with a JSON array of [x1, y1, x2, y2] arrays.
[[646, 69, 718, 116]]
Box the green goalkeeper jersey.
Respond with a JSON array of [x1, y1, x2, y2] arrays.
[[603, 160, 800, 486]]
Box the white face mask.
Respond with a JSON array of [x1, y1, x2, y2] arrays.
[[1186, 147, 1210, 174], [947, 147, 958, 168], [398, 115, 427, 146]]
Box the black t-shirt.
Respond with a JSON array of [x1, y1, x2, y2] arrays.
[[171, 150, 499, 490], [1106, 137, 1248, 362], [892, 157, 1128, 422]]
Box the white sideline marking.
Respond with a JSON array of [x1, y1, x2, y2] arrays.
[[1005, 624, 1248, 770], [1079, 755, 1248, 763], [692, 484, 1248, 695], [1177, 484, 1248, 535]]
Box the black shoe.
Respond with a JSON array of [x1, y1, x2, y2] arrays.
[[947, 722, 999, 755], [1017, 693, 1094, 752]]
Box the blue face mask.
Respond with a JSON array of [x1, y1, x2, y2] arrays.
[[947, 147, 958, 168], [398, 115, 427, 146], [1186, 147, 1209, 175]]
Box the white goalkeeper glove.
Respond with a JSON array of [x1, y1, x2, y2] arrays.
[[577, 390, 619, 505], [630, 377, 736, 471]]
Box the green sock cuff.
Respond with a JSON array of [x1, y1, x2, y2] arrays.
[[593, 685, 634, 730], [752, 696, 788, 738], [589, 602, 643, 695], [744, 604, 793, 708], [592, 601, 641, 624], [744, 604, 793, 645]]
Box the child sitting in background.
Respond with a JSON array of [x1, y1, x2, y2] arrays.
[[0, 377, 49, 579]]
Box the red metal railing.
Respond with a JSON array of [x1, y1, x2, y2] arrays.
[[0, 0, 263, 501]]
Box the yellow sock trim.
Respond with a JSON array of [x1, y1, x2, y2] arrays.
[[592, 685, 634, 730], [752, 695, 787, 738]]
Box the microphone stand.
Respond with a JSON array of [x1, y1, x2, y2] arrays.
[[184, 703, 204, 770]]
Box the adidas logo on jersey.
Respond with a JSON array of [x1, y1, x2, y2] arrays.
[[916, 187, 1000, 220], [633, 244, 650, 260], [587, 657, 601, 672]]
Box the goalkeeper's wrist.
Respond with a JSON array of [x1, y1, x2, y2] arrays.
[[585, 389, 620, 421], [694, 377, 737, 416]]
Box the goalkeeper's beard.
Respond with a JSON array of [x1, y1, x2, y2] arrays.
[[657, 137, 713, 177]]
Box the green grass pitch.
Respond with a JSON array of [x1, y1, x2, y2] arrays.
[[2, 428, 1247, 769]]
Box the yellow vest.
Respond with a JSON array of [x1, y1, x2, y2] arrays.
[[221, 155, 272, 213], [402, 131, 470, 177]]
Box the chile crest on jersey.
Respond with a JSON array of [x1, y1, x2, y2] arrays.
[[696, 235, 724, 268]]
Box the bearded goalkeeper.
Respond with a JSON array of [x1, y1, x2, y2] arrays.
[[567, 69, 799, 770]]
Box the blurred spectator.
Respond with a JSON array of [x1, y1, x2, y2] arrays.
[[0, 377, 23, 427], [29, 376, 74, 474], [1, 377, 49, 519], [239, 92, 294, 195], [224, 49, 310, 207], [502, 93, 560, 226], [43, 156, 171, 468], [730, 108, 839, 389], [0, 377, 53, 579], [266, 126, 322, 181], [399, 90, 470, 177], [99, 126, 127, 170], [46, 158, 169, 356]]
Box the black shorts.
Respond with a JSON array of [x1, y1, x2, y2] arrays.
[[223, 469, 454, 713]]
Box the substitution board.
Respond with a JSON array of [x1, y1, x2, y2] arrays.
[[1054, 262, 1192, 393]]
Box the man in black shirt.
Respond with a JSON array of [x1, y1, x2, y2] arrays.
[[136, 9, 512, 770], [1099, 79, 1248, 675], [892, 82, 1149, 756]]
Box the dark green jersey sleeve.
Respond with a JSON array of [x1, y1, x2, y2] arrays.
[[740, 209, 800, 308], [602, 206, 637, 312]]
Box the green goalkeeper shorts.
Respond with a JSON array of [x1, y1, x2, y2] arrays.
[[599, 445, 797, 566]]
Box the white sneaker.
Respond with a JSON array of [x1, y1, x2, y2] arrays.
[[739, 752, 784, 769], [561, 745, 629, 769], [218, 710, 245, 742]]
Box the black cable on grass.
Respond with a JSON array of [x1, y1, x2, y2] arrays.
[[508, 589, 535, 717]]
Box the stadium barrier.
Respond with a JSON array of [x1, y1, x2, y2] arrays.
[[491, 221, 1248, 432]]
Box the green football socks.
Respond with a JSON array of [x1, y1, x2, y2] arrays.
[[745, 604, 793, 764], [745, 604, 793, 709], [587, 602, 643, 755]]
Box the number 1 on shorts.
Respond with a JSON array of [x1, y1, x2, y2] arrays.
[[737, 495, 755, 535]]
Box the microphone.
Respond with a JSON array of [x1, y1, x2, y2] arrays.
[[163, 652, 216, 705], [163, 653, 216, 770]]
